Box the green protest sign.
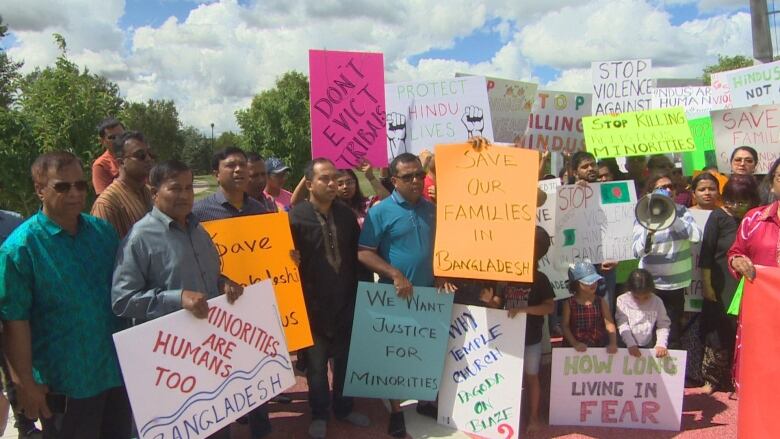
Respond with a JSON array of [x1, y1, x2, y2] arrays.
[[681, 116, 716, 176]]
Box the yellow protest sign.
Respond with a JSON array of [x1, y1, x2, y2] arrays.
[[583, 107, 695, 159], [434, 143, 538, 282], [202, 212, 313, 351]]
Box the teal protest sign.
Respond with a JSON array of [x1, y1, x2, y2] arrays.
[[343, 282, 455, 400]]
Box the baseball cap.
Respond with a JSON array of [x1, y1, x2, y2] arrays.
[[567, 261, 603, 286], [265, 157, 290, 174]]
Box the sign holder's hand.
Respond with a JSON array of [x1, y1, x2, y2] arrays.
[[181, 290, 209, 318], [654, 346, 668, 358], [392, 271, 413, 299], [628, 346, 641, 358], [222, 279, 244, 304], [17, 382, 51, 420], [732, 255, 756, 281]]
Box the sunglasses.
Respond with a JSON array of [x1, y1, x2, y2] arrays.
[[51, 180, 89, 193], [128, 149, 155, 161], [395, 171, 426, 183]]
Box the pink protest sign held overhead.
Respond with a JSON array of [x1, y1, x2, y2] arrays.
[[309, 50, 388, 168]]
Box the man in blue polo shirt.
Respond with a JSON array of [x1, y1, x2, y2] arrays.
[[358, 152, 436, 437], [0, 151, 131, 439]]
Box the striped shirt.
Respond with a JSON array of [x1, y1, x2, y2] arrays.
[[91, 178, 153, 239], [632, 206, 702, 290], [192, 190, 269, 222]]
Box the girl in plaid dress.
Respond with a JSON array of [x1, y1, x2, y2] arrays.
[[562, 261, 618, 353]]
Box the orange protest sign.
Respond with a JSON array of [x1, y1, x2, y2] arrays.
[[202, 212, 313, 351], [434, 143, 538, 282]]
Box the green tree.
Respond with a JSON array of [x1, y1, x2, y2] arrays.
[[179, 126, 211, 174], [0, 110, 38, 214], [0, 15, 23, 108], [121, 99, 184, 161], [214, 131, 243, 150], [702, 55, 754, 85], [236, 71, 311, 187]]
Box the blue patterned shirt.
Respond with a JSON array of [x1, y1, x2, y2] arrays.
[[0, 212, 123, 398]]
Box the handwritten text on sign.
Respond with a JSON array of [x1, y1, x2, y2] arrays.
[[651, 86, 712, 119], [384, 76, 493, 159], [309, 50, 387, 168], [434, 143, 538, 282], [553, 181, 637, 265], [469, 74, 537, 144], [584, 107, 695, 159], [202, 213, 313, 351], [519, 90, 591, 156], [550, 348, 686, 431], [114, 281, 296, 439], [343, 282, 454, 401], [711, 104, 780, 175], [591, 59, 652, 116], [438, 305, 525, 439], [724, 59, 780, 108]]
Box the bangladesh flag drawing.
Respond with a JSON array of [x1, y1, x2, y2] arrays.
[[600, 181, 631, 204]]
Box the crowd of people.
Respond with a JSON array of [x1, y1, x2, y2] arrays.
[[0, 115, 778, 439]]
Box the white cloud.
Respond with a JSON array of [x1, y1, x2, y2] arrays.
[[1, 0, 757, 134]]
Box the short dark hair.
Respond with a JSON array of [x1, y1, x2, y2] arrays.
[[389, 153, 421, 177], [570, 151, 595, 171], [31, 151, 82, 186], [150, 160, 191, 189], [644, 172, 672, 195], [730, 146, 759, 164], [534, 226, 551, 262], [112, 131, 146, 157], [723, 174, 760, 207], [211, 147, 247, 171], [763, 157, 780, 189], [691, 171, 720, 192], [246, 151, 264, 163], [304, 158, 334, 181], [97, 117, 124, 138], [597, 158, 624, 180], [626, 268, 655, 293], [647, 154, 674, 171]]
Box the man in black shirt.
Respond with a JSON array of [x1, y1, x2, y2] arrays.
[[289, 158, 369, 438]]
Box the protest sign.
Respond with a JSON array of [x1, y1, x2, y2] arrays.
[[681, 117, 717, 176], [651, 86, 712, 119], [553, 181, 638, 265], [202, 213, 312, 351], [438, 305, 525, 439], [550, 347, 686, 431], [686, 209, 711, 312], [309, 50, 387, 168], [434, 143, 538, 282], [114, 281, 295, 439], [724, 60, 780, 108], [709, 71, 733, 111], [343, 282, 454, 401], [591, 59, 652, 116], [519, 90, 591, 155], [738, 266, 780, 438], [583, 107, 695, 159], [384, 76, 493, 159], [536, 178, 569, 299], [711, 104, 780, 175], [455, 74, 537, 143]]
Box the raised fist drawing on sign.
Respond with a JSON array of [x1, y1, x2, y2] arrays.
[[387, 112, 408, 157], [461, 105, 484, 138]]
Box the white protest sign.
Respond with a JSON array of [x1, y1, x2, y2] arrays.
[[553, 181, 638, 265], [709, 71, 733, 111], [592, 59, 652, 116], [438, 305, 524, 439], [651, 86, 712, 119], [724, 59, 780, 108], [536, 178, 570, 299], [385, 76, 493, 160], [457, 74, 537, 143], [114, 281, 295, 439], [686, 209, 711, 312], [520, 90, 591, 165], [550, 348, 686, 431], [711, 104, 780, 175]]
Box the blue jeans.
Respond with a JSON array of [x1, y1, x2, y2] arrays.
[[304, 332, 353, 420]]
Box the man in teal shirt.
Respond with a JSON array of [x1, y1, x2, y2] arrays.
[[0, 151, 130, 439]]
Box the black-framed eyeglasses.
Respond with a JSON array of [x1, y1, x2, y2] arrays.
[[395, 171, 426, 183], [128, 150, 155, 161], [51, 180, 89, 193]]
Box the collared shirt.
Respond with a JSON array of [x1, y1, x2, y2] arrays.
[[290, 200, 360, 336], [0, 210, 24, 244], [728, 201, 780, 276], [251, 192, 278, 213], [264, 188, 293, 211], [92, 149, 120, 195], [91, 178, 153, 239], [112, 207, 222, 322], [0, 212, 122, 398], [359, 190, 436, 287], [193, 190, 269, 222], [616, 292, 671, 348]]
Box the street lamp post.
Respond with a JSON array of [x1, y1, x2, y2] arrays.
[[210, 123, 215, 151]]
